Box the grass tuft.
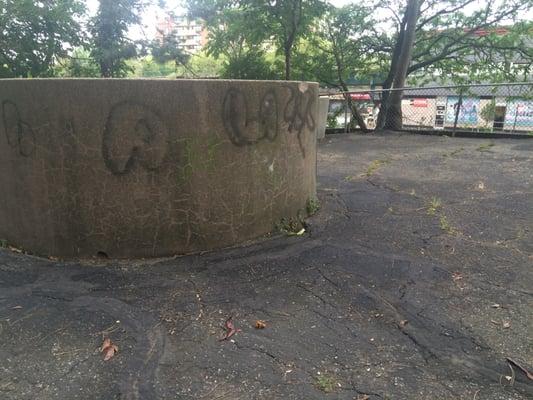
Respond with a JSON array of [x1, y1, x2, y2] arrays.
[[426, 197, 442, 215], [315, 375, 337, 393]]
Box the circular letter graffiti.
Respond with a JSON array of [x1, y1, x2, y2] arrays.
[[222, 88, 279, 146], [102, 102, 169, 175]]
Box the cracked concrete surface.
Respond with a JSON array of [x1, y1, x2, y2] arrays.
[[0, 132, 532, 399]]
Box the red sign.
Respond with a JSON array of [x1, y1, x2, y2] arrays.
[[350, 93, 371, 100], [411, 98, 428, 107]]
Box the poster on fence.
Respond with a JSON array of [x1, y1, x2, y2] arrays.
[[504, 99, 533, 129], [445, 97, 479, 125]]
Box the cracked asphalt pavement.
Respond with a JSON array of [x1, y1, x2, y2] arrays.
[[1, 132, 532, 399]]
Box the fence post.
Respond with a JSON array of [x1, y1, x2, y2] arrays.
[[452, 90, 463, 137], [344, 97, 348, 133], [512, 102, 519, 132]]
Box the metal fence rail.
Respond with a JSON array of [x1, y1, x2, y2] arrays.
[[321, 82, 533, 135]]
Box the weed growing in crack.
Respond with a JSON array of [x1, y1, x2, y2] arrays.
[[424, 196, 457, 235], [426, 197, 442, 215], [439, 215, 456, 235], [276, 217, 304, 235], [306, 197, 320, 216], [364, 158, 390, 176], [477, 142, 495, 152], [315, 374, 337, 393], [442, 147, 464, 157]]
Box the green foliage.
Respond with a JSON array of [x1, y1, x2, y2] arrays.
[[426, 197, 442, 215], [276, 217, 304, 235], [480, 100, 496, 123], [188, 0, 324, 80], [219, 48, 277, 79], [187, 3, 277, 79], [477, 142, 495, 152], [127, 56, 175, 77], [55, 48, 100, 77], [127, 52, 222, 78], [0, 0, 86, 78], [188, 52, 223, 77], [305, 4, 384, 86], [1, 0, 530, 87], [315, 374, 337, 393], [326, 109, 340, 129], [306, 197, 320, 216], [365, 158, 390, 176], [439, 215, 456, 235], [150, 31, 190, 71], [408, 2, 533, 84], [89, 0, 145, 77]]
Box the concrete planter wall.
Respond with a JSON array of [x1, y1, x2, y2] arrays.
[[0, 79, 318, 258], [316, 97, 330, 139]]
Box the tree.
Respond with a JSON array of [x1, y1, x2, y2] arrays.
[[0, 0, 86, 78], [187, 3, 278, 79], [151, 30, 190, 73], [187, 0, 324, 80], [89, 0, 146, 77], [261, 0, 325, 80], [377, 0, 421, 129], [55, 48, 100, 77], [375, 0, 532, 130], [304, 4, 384, 131]]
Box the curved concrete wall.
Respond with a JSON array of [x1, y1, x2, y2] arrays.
[[0, 79, 317, 258]]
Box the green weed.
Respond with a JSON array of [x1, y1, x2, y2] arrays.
[[306, 197, 320, 216], [477, 142, 495, 152], [315, 375, 337, 393], [365, 158, 390, 176], [426, 197, 442, 215], [439, 215, 456, 235], [443, 147, 464, 157]]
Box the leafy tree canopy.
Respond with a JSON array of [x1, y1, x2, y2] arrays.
[[0, 0, 86, 78]]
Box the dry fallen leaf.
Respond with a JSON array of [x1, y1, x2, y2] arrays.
[[100, 338, 111, 352], [452, 272, 463, 281], [255, 320, 267, 329], [8, 246, 22, 253], [399, 320, 409, 328], [103, 345, 118, 361], [220, 317, 241, 341], [100, 338, 118, 361]]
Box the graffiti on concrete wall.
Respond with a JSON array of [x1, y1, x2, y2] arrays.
[[222, 88, 279, 146], [1, 100, 36, 157], [102, 102, 169, 175], [283, 85, 316, 157]]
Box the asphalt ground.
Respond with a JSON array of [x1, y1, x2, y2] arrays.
[[1, 132, 532, 399]]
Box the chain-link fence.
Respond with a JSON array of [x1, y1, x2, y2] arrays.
[[322, 82, 533, 135]]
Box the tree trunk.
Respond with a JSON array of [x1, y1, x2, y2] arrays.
[[284, 48, 291, 80], [376, 11, 407, 130], [339, 82, 368, 132], [378, 0, 421, 130]]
